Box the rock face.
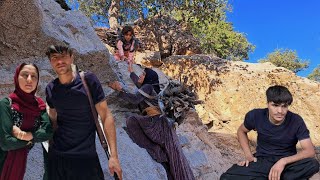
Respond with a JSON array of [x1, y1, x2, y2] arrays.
[[0, 0, 167, 179], [0, 0, 117, 98], [0, 1, 215, 179], [24, 129, 168, 180]]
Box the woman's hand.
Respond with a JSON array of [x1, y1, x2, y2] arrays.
[[108, 81, 123, 91], [12, 125, 33, 141], [12, 125, 21, 138]]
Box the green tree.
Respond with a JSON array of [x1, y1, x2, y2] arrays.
[[67, 0, 254, 61], [171, 1, 254, 61], [67, 0, 143, 25], [259, 49, 309, 73], [308, 65, 320, 82], [186, 18, 254, 60]]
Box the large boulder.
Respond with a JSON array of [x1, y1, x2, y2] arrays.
[[0, 0, 117, 98]]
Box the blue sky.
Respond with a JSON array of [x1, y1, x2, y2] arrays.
[[227, 0, 320, 77]]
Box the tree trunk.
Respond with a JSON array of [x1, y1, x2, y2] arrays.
[[108, 0, 120, 30], [138, 8, 144, 20]]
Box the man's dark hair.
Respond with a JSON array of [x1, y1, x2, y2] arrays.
[[121, 26, 134, 36], [45, 45, 73, 58], [266, 85, 293, 105]]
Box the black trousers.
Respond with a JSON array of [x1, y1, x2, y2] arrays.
[[220, 157, 319, 180], [48, 151, 104, 180]]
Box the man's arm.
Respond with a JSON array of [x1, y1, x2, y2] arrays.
[[269, 138, 315, 180], [283, 138, 315, 163], [95, 100, 122, 180], [237, 123, 256, 166], [48, 107, 58, 130]]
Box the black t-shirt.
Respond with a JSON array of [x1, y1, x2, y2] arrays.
[[46, 72, 105, 157], [244, 108, 310, 158]]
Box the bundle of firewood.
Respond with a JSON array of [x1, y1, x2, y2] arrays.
[[160, 79, 202, 125], [95, 28, 118, 48]]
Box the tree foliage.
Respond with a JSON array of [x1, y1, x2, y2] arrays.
[[308, 65, 320, 82], [186, 18, 254, 60], [67, 0, 254, 61], [259, 49, 309, 73], [67, 0, 143, 25]]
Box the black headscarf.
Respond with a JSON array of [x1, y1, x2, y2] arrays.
[[142, 68, 160, 94]]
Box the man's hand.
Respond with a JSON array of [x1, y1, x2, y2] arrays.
[[268, 158, 286, 180], [95, 100, 122, 179], [48, 108, 58, 131], [237, 156, 257, 167], [108, 154, 122, 179]]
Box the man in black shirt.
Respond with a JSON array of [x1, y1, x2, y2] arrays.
[[220, 85, 319, 180], [45, 45, 122, 180]]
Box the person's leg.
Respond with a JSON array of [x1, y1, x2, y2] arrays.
[[126, 115, 168, 162], [220, 172, 267, 180], [161, 162, 174, 180], [65, 155, 104, 180], [48, 150, 104, 180], [48, 151, 65, 180], [161, 117, 195, 180], [42, 145, 49, 180], [281, 158, 320, 180], [220, 157, 274, 180]]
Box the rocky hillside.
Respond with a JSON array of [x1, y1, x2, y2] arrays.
[[160, 55, 320, 143], [0, 0, 117, 98], [159, 55, 320, 179], [1, 1, 238, 179], [1, 0, 319, 179]]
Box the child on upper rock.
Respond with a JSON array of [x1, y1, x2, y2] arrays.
[[114, 25, 139, 64]]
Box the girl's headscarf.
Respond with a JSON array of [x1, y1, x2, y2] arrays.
[[142, 68, 160, 94], [1, 63, 45, 180]]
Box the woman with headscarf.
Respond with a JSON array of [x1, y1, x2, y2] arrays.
[[0, 63, 53, 180], [109, 64, 195, 180]]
